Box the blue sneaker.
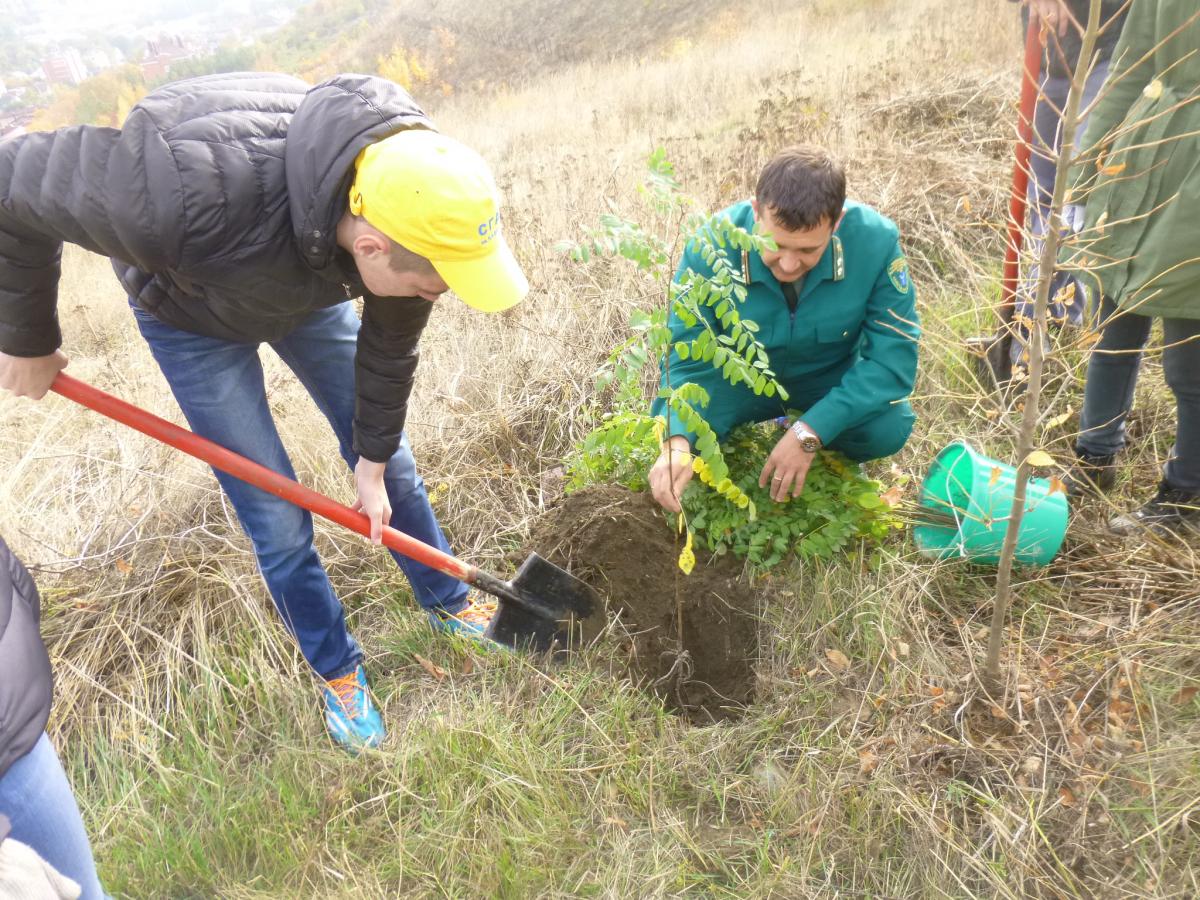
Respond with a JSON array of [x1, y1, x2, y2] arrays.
[[428, 593, 499, 641], [323, 665, 385, 752]]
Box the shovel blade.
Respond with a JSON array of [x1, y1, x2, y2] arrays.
[[965, 334, 1012, 389], [487, 553, 597, 652]]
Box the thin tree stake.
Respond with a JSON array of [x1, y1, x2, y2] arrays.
[[986, 0, 1104, 688]]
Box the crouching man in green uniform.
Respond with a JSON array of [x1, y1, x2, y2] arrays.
[[648, 145, 921, 512]]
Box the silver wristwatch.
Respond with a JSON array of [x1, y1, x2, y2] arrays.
[[789, 421, 822, 454]]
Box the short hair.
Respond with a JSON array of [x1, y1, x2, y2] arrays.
[[755, 145, 846, 231], [387, 238, 437, 275]]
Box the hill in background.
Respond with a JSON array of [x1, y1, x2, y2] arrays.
[[264, 0, 739, 92], [28, 0, 762, 128]]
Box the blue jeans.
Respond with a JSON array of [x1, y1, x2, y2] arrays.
[[1079, 296, 1200, 492], [0, 734, 107, 900], [1027, 63, 1110, 229], [131, 301, 468, 679]]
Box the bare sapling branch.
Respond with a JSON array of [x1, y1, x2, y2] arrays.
[[985, 0, 1106, 688]]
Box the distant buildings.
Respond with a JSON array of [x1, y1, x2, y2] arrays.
[[140, 34, 197, 82], [84, 48, 124, 73], [42, 48, 88, 86]]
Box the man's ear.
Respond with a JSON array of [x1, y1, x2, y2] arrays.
[[351, 230, 390, 262], [831, 210, 845, 233]]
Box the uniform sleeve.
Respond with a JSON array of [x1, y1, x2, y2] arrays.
[[648, 241, 741, 445], [801, 240, 920, 444], [353, 295, 433, 462]]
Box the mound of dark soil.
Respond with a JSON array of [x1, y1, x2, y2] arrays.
[[522, 485, 761, 721]]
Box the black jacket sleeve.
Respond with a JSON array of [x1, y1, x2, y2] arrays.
[[0, 535, 53, 780], [353, 295, 433, 462], [0, 125, 183, 356]]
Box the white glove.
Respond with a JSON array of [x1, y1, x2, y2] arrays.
[[0, 837, 82, 900], [1061, 203, 1086, 234]]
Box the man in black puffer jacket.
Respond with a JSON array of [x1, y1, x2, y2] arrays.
[[0, 73, 529, 751], [0, 536, 106, 897]]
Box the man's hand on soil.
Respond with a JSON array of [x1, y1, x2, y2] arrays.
[[649, 436, 695, 513], [0, 350, 68, 399], [759, 430, 816, 502], [353, 457, 391, 543]]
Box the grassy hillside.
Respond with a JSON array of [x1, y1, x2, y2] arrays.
[[263, 0, 744, 91], [3, 0, 1198, 896]]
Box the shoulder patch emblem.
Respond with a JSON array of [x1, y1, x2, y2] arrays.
[[888, 256, 911, 294]]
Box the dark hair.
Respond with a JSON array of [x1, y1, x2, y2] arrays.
[[351, 213, 438, 274], [755, 145, 846, 230], [387, 238, 437, 275]]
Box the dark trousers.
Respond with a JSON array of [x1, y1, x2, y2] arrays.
[[1079, 296, 1200, 492]]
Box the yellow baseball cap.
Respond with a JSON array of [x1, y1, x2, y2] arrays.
[[348, 129, 528, 312]]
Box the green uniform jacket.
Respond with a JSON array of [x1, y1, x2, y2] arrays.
[[651, 200, 920, 445], [1068, 0, 1200, 319]]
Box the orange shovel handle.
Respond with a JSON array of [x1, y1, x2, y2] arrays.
[[1000, 16, 1044, 323], [50, 372, 477, 584]]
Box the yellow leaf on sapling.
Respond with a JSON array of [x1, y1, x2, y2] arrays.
[[677, 529, 696, 575], [1025, 450, 1055, 468]]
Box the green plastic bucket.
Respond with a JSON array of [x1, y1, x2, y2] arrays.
[[913, 441, 1069, 566]]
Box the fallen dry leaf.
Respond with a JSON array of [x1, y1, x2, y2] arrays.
[[825, 649, 851, 673], [414, 654, 447, 682], [1059, 785, 1077, 807], [1173, 686, 1199, 705], [1045, 408, 1074, 429], [929, 685, 945, 698], [858, 747, 879, 776], [603, 816, 629, 830], [880, 484, 904, 508], [1022, 756, 1042, 776], [115, 558, 133, 575], [1048, 476, 1067, 496], [461, 656, 475, 675], [897, 641, 910, 658]]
